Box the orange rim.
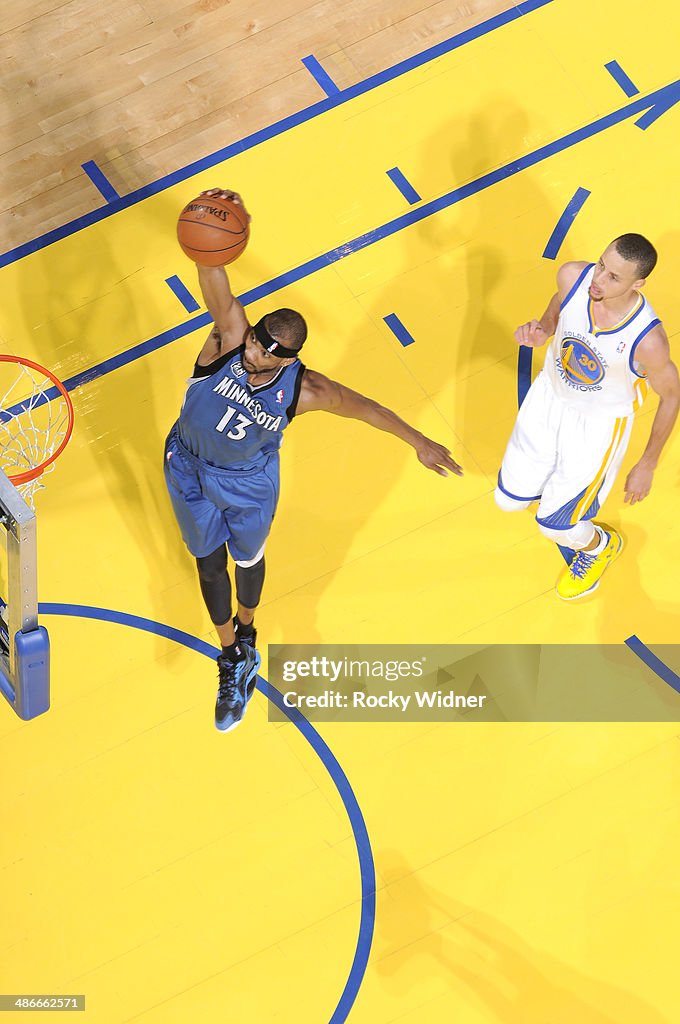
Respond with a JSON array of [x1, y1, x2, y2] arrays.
[[0, 354, 75, 484]]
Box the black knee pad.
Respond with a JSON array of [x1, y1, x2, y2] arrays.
[[196, 546, 228, 583], [235, 556, 265, 610], [196, 546, 231, 625]]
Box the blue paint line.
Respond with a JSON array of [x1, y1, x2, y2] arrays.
[[635, 81, 680, 129], [301, 54, 340, 97], [604, 60, 640, 98], [1, 312, 212, 420], [165, 275, 201, 313], [39, 602, 375, 1023], [386, 167, 422, 205], [542, 187, 591, 260], [383, 312, 416, 347], [81, 160, 120, 203], [59, 312, 211, 392], [259, 680, 375, 1024], [0, 0, 554, 271], [13, 76, 680, 396], [625, 635, 680, 695], [517, 345, 533, 407]]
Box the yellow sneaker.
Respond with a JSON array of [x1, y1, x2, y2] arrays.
[[556, 525, 623, 601]]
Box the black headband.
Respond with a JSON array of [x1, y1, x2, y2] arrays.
[[253, 318, 299, 359]]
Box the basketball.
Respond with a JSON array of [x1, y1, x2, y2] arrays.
[[177, 194, 250, 266]]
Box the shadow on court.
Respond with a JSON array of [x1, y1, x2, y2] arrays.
[[372, 850, 669, 1023]]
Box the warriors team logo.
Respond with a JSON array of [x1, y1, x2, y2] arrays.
[[559, 336, 605, 387]]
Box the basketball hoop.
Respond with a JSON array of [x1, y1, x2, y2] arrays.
[[0, 355, 75, 504]]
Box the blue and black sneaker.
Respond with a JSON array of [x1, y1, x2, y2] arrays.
[[215, 645, 261, 732]]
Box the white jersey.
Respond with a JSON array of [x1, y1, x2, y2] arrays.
[[543, 263, 660, 416]]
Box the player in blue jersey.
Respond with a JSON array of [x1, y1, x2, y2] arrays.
[[165, 189, 463, 732], [496, 233, 680, 600]]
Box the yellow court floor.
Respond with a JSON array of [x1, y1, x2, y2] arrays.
[[1, 0, 680, 1021]]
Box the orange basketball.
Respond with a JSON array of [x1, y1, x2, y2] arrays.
[[176, 194, 250, 266]]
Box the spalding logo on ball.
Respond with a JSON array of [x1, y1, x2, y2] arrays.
[[177, 194, 250, 266]]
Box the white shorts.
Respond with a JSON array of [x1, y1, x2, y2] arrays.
[[498, 371, 633, 530]]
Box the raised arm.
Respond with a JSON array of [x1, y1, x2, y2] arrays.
[[514, 261, 588, 348], [624, 324, 680, 504], [194, 189, 250, 365], [296, 369, 463, 477]]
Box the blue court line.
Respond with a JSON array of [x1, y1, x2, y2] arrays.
[[604, 60, 640, 98], [386, 167, 422, 205], [517, 346, 533, 406], [625, 635, 680, 694], [301, 54, 340, 97], [542, 187, 591, 260], [165, 275, 201, 313], [1, 312, 211, 422], [635, 81, 680, 129], [81, 160, 120, 203], [39, 602, 375, 1024], [0, 0, 554, 271], [383, 312, 416, 347], [33, 75, 680, 398], [515, 345, 574, 562]]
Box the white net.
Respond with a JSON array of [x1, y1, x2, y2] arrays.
[[0, 358, 73, 506]]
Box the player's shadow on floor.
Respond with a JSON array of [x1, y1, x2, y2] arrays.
[[10, 188, 188, 658], [372, 849, 669, 1023], [597, 520, 680, 642], [265, 98, 563, 643]]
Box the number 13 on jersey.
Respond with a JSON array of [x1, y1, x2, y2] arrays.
[[216, 405, 251, 440]]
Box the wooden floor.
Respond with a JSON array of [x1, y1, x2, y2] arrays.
[[1, 0, 515, 251]]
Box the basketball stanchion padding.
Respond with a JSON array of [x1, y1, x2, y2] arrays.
[[0, 355, 75, 721]]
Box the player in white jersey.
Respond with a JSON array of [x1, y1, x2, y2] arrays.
[[496, 234, 680, 600]]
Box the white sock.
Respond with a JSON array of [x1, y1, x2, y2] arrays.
[[588, 525, 608, 556]]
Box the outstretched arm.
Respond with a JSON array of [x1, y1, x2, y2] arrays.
[[296, 369, 463, 477], [624, 324, 680, 504], [194, 189, 250, 365]]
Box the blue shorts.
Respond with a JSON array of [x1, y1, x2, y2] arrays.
[[164, 426, 280, 561]]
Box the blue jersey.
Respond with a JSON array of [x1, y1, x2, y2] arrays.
[[177, 345, 305, 470]]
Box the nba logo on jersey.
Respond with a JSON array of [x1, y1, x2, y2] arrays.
[[276, 389, 285, 404], [558, 336, 606, 390]]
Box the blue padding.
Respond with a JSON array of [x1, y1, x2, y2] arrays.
[[11, 627, 50, 720]]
